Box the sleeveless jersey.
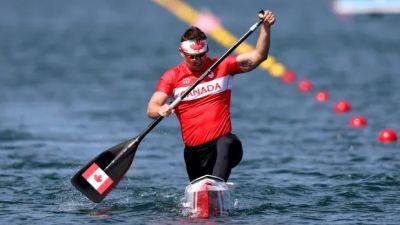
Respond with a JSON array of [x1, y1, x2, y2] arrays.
[[155, 56, 242, 146]]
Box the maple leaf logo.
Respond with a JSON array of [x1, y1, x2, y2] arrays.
[[190, 41, 205, 50], [94, 174, 102, 183]]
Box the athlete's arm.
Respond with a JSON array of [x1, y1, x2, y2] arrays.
[[237, 10, 276, 73], [147, 92, 174, 118]]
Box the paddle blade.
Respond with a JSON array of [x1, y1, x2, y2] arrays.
[[71, 138, 139, 203]]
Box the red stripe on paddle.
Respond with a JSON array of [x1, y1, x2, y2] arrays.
[[97, 177, 114, 194], [82, 163, 99, 179]]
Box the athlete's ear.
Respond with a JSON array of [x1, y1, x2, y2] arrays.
[[178, 47, 185, 57]]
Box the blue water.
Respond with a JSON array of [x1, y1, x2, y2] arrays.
[[1, 0, 399, 224]]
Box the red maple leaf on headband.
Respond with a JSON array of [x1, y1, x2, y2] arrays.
[[190, 41, 205, 50]]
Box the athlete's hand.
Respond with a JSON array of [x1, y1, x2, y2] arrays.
[[259, 10, 275, 28], [158, 104, 175, 117]]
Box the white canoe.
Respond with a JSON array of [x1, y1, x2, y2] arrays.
[[183, 175, 229, 218]]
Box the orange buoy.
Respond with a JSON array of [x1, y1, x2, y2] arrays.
[[315, 91, 330, 102], [349, 115, 367, 128], [334, 100, 351, 113], [298, 79, 313, 92], [378, 129, 398, 143]]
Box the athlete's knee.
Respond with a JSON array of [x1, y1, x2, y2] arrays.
[[218, 134, 234, 146], [217, 133, 243, 167], [218, 133, 240, 148], [217, 134, 235, 156], [230, 140, 243, 168]]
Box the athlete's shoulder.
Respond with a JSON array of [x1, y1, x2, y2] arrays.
[[210, 55, 237, 67], [163, 63, 179, 75], [162, 62, 185, 78], [220, 55, 242, 75], [158, 66, 178, 85], [221, 55, 238, 65], [156, 64, 182, 95]]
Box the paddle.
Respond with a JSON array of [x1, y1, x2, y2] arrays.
[[71, 10, 266, 203]]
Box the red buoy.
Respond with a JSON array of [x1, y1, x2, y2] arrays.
[[281, 70, 296, 84], [298, 79, 313, 92], [378, 129, 398, 143], [334, 100, 351, 113], [349, 115, 367, 128], [315, 91, 330, 102]]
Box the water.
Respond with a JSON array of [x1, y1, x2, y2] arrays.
[[1, 0, 399, 224]]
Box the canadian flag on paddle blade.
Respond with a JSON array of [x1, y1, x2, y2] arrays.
[[82, 163, 113, 195]]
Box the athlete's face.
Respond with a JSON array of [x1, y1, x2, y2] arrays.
[[182, 51, 209, 71]]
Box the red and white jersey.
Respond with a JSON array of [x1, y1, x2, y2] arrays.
[[156, 56, 242, 147]]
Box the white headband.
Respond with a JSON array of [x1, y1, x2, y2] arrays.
[[180, 40, 208, 55]]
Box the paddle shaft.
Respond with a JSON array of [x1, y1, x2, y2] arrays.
[[106, 14, 265, 169]]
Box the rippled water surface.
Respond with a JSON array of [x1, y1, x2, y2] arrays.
[[1, 0, 399, 224]]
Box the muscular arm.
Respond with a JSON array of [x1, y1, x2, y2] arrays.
[[237, 10, 275, 73], [147, 92, 172, 119]]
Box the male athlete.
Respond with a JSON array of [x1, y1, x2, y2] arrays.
[[147, 11, 276, 182]]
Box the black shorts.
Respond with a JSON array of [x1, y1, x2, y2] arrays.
[[184, 133, 243, 182]]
